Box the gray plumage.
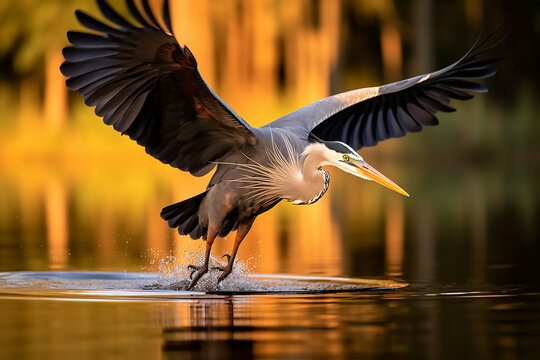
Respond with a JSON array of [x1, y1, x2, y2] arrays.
[[61, 0, 499, 288]]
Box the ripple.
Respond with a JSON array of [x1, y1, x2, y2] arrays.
[[0, 271, 407, 301]]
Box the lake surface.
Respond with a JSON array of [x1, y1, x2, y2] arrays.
[[0, 152, 539, 359], [0, 271, 538, 360]]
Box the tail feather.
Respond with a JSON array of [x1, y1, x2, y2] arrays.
[[218, 218, 237, 238], [161, 191, 207, 239], [190, 224, 204, 239], [180, 215, 199, 236]]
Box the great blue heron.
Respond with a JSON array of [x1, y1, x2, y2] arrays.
[[61, 0, 498, 288]]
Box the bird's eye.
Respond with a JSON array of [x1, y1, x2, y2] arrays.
[[343, 155, 349, 162]]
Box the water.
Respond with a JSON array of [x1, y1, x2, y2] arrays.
[[1, 147, 540, 359], [0, 271, 407, 296], [0, 271, 538, 360]]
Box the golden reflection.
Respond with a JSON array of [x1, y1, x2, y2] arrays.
[[161, 300, 254, 358], [43, 43, 67, 131], [240, 210, 280, 274], [251, 1, 279, 100], [0, 0, 509, 280], [284, 0, 340, 104], [380, 25, 402, 82], [16, 165, 42, 254], [154, 296, 409, 359], [287, 199, 343, 275], [16, 78, 41, 130], [145, 200, 170, 260], [45, 176, 68, 269], [170, 0, 215, 85], [0, 0, 388, 277], [96, 202, 116, 267], [385, 195, 404, 277]]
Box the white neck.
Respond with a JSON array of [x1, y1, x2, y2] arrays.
[[233, 142, 332, 206], [288, 143, 332, 204]]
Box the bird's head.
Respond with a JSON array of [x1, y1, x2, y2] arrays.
[[311, 139, 409, 197]]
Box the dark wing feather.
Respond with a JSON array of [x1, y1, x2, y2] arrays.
[[141, 0, 164, 30], [126, 0, 150, 27], [267, 35, 498, 149], [97, 0, 137, 30], [61, 0, 256, 176]]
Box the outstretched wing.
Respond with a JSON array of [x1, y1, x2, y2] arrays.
[[266, 35, 499, 149], [61, 0, 257, 176]]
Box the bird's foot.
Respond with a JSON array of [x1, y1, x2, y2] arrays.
[[187, 264, 208, 289], [211, 254, 234, 283], [213, 265, 233, 283]]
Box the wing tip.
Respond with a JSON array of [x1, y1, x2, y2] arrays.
[[162, 0, 174, 35], [59, 59, 71, 77]]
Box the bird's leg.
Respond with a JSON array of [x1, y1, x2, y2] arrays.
[[212, 220, 254, 283], [187, 234, 215, 289], [212, 232, 245, 283]]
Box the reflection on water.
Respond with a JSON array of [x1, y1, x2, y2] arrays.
[[2, 157, 539, 286], [0, 159, 539, 359], [0, 284, 539, 360]]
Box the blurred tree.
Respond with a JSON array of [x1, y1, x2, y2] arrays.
[[0, 0, 537, 150], [348, 0, 403, 83], [0, 0, 92, 73], [411, 0, 432, 74], [0, 0, 96, 129]]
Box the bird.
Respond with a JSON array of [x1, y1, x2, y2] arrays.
[[61, 0, 498, 288]]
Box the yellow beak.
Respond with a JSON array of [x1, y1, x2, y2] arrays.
[[354, 160, 409, 197]]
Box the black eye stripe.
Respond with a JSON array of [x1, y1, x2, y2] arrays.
[[310, 135, 354, 154], [327, 142, 352, 154]]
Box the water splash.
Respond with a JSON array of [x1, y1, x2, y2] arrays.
[[145, 253, 264, 292], [0, 246, 406, 296], [0, 270, 407, 299]]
